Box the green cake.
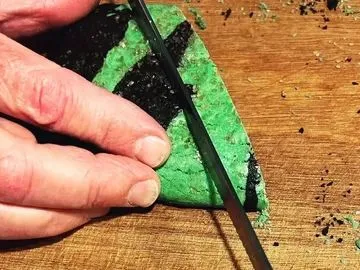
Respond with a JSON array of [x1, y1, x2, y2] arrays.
[[20, 3, 269, 219]]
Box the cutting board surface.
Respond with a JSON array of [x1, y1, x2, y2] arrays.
[[1, 0, 360, 269]]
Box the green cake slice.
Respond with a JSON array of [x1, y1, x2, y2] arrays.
[[20, 3, 269, 218]]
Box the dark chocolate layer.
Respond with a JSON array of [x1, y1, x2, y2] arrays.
[[20, 4, 132, 81], [244, 153, 260, 211], [114, 21, 194, 128]]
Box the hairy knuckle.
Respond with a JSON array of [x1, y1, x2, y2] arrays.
[[0, 151, 32, 204]]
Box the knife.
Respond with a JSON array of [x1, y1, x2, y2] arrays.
[[127, 0, 272, 268]]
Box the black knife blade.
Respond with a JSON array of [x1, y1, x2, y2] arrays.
[[127, 1, 272, 268]]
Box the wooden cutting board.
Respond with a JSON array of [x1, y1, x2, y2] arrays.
[[1, 0, 359, 269]]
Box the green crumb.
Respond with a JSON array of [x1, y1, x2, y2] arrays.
[[252, 210, 270, 228], [344, 215, 359, 229], [271, 14, 278, 21], [339, 0, 360, 16], [259, 2, 269, 13], [258, 2, 276, 20], [355, 239, 360, 250], [115, 4, 129, 11], [189, 7, 207, 30]]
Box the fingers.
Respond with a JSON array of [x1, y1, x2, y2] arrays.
[[0, 117, 36, 142], [0, 202, 108, 240], [0, 33, 171, 168], [0, 127, 161, 209], [0, 0, 100, 39]]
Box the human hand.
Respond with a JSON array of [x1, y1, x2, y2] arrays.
[[0, 0, 171, 240]]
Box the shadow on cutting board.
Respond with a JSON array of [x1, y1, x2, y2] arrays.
[[0, 207, 153, 252]]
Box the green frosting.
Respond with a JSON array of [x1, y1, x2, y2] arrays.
[[92, 4, 269, 213]]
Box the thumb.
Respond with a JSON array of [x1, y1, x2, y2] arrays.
[[0, 0, 100, 39]]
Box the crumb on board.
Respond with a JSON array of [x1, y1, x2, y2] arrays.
[[344, 215, 359, 229], [355, 239, 360, 250], [221, 8, 232, 20], [273, 242, 279, 247], [298, 127, 304, 134], [189, 7, 207, 30], [281, 90, 287, 98], [299, 0, 320, 15]]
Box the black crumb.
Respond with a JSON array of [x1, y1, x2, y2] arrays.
[[336, 238, 343, 243], [357, 109, 360, 114], [321, 25, 328, 30], [321, 177, 324, 180], [315, 196, 320, 200], [321, 226, 329, 236], [326, 181, 334, 186], [337, 219, 344, 225], [325, 169, 329, 174], [249, 11, 254, 18], [352, 81, 359, 85], [315, 219, 322, 226], [320, 183, 326, 188], [221, 8, 232, 20], [315, 233, 320, 237], [345, 57, 352, 62], [346, 189, 351, 194], [321, 217, 326, 221], [350, 183, 353, 186], [273, 242, 280, 247], [299, 127, 304, 134], [330, 235, 334, 239], [323, 15, 330, 22], [330, 214, 334, 217], [300, 0, 320, 15], [327, 0, 339, 11]]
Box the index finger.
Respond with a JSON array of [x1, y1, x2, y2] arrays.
[[0, 0, 100, 39], [0, 33, 171, 168]]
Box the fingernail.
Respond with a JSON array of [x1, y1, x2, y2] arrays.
[[127, 179, 160, 207], [135, 136, 170, 167]]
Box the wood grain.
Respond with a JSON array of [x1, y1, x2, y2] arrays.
[[1, 0, 360, 269]]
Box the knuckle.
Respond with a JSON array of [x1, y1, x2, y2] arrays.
[[0, 151, 32, 204], [84, 165, 103, 209], [16, 69, 72, 128]]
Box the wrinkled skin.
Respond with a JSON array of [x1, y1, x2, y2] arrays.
[[0, 0, 171, 240]]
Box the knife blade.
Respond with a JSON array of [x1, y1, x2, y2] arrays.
[[127, 1, 272, 268]]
